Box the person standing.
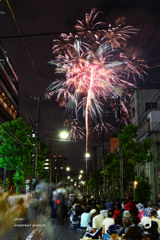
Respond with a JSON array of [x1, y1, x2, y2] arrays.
[[125, 196, 136, 215], [53, 182, 66, 222]]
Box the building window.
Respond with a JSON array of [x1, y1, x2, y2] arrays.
[[145, 102, 157, 112], [131, 106, 135, 118]]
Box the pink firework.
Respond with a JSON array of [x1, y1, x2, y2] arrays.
[[75, 8, 105, 42], [64, 118, 85, 141], [101, 17, 139, 50], [46, 9, 148, 173]]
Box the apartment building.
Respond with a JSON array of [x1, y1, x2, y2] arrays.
[[131, 89, 160, 202]]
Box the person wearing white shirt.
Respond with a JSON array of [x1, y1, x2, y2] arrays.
[[92, 208, 104, 233], [102, 210, 114, 235]]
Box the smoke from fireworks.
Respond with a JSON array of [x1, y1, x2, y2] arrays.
[[45, 8, 147, 172]]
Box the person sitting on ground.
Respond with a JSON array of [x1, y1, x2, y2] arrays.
[[107, 215, 124, 237], [151, 210, 160, 234], [118, 209, 123, 218], [92, 207, 104, 233], [80, 207, 91, 230], [131, 216, 142, 227], [113, 205, 119, 219], [143, 201, 154, 218], [87, 209, 97, 233], [156, 203, 160, 220], [124, 218, 132, 234], [122, 210, 132, 230], [102, 210, 114, 235], [96, 200, 101, 211], [115, 198, 122, 210], [137, 203, 144, 222], [125, 196, 136, 216], [141, 216, 159, 240], [122, 225, 144, 240], [71, 207, 81, 229], [106, 199, 112, 211]]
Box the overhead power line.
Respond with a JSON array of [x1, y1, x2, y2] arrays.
[[0, 18, 160, 39], [5, 0, 54, 130]]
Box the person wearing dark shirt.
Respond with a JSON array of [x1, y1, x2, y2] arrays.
[[107, 215, 124, 236], [122, 225, 144, 240], [115, 198, 122, 210]]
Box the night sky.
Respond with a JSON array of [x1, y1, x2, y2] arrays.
[[0, 0, 160, 171]]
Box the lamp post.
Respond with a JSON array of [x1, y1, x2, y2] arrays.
[[85, 153, 90, 174], [53, 130, 69, 187]]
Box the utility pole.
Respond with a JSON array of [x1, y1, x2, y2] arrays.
[[49, 137, 52, 182], [32, 96, 41, 190], [116, 96, 124, 199], [102, 130, 106, 195]]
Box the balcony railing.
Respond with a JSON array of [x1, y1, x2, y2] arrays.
[[138, 122, 160, 138]]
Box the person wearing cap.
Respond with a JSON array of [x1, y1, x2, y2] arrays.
[[122, 210, 132, 230], [91, 207, 104, 233], [141, 216, 159, 240], [136, 203, 144, 223]]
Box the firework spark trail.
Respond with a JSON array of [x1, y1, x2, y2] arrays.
[[45, 8, 148, 172], [85, 67, 94, 173]]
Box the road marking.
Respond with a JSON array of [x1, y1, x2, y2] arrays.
[[25, 229, 37, 240]]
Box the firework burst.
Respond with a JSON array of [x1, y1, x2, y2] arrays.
[[45, 8, 147, 172], [63, 118, 85, 141]]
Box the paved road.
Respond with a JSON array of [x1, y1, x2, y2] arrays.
[[0, 218, 84, 240]]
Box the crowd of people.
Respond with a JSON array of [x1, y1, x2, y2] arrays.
[[1, 181, 160, 240], [63, 195, 160, 240]]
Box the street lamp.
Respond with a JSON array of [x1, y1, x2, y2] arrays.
[[85, 153, 90, 174], [85, 153, 90, 158], [59, 131, 69, 140], [66, 167, 70, 171]]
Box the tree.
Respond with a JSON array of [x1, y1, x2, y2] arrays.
[[101, 150, 122, 198], [87, 169, 103, 196], [101, 123, 155, 196], [0, 118, 34, 192], [134, 178, 152, 202], [118, 123, 154, 165]]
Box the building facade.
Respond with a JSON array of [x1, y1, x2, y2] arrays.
[[131, 89, 160, 202], [0, 42, 19, 121], [0, 41, 19, 181]]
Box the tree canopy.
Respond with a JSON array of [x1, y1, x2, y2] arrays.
[[0, 118, 34, 174], [101, 123, 155, 197]]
